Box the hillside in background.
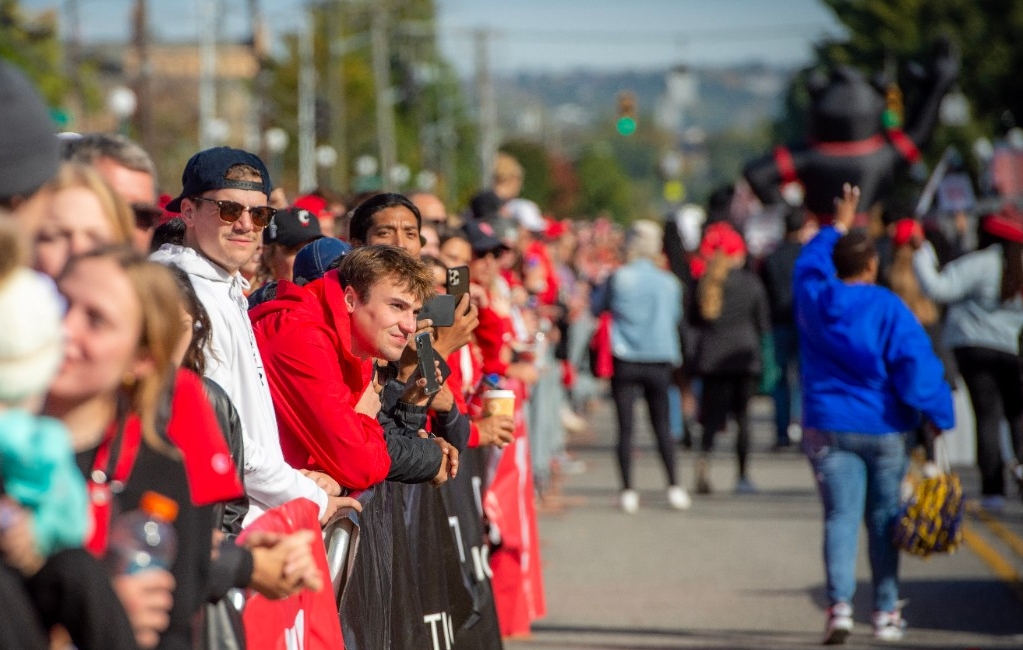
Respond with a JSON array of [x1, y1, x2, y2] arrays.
[[489, 64, 794, 145]]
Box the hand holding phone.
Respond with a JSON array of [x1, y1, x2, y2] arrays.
[[415, 331, 442, 396], [446, 266, 470, 299], [418, 294, 457, 328]]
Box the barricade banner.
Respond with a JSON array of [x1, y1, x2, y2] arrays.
[[237, 498, 344, 650], [339, 482, 430, 650], [403, 482, 476, 650], [484, 380, 546, 637], [439, 447, 504, 649]]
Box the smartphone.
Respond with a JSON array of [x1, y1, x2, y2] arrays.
[[415, 331, 441, 396], [374, 361, 397, 386], [446, 265, 470, 298], [418, 294, 457, 328]]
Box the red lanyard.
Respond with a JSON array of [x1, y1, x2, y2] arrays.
[[84, 415, 143, 557]]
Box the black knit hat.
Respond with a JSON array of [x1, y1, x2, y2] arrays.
[[0, 61, 59, 199]]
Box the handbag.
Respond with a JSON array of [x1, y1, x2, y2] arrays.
[[893, 436, 964, 558], [588, 312, 614, 379], [589, 275, 615, 379]]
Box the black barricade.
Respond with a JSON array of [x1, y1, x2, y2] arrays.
[[339, 482, 430, 650], [439, 447, 503, 649], [402, 482, 474, 650], [339, 449, 503, 649]]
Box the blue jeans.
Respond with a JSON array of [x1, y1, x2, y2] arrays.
[[802, 428, 908, 613], [771, 324, 801, 444]]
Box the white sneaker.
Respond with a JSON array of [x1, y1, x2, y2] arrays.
[[667, 485, 692, 510], [872, 609, 906, 641], [823, 602, 853, 645], [619, 489, 639, 514]]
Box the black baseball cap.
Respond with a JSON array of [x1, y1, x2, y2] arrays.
[[264, 207, 323, 249], [166, 146, 272, 213], [464, 219, 508, 256]]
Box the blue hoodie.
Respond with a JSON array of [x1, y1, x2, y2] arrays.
[[794, 227, 954, 433]]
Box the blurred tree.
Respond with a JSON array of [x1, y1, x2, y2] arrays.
[[499, 139, 555, 206], [575, 142, 633, 222], [267, 0, 479, 203], [547, 153, 581, 218], [0, 0, 68, 108]]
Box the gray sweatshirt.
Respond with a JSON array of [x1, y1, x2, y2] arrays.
[[913, 241, 1023, 355]]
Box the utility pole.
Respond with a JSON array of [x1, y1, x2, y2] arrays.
[[131, 0, 152, 153], [439, 78, 457, 207], [198, 0, 218, 149], [245, 0, 265, 153], [475, 28, 497, 190], [297, 8, 317, 193], [371, 1, 398, 192], [327, 0, 349, 192], [64, 0, 82, 127]]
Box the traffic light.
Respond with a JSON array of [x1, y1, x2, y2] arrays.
[[882, 83, 903, 129], [616, 91, 638, 136]]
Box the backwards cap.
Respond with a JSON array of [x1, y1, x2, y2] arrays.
[[166, 147, 272, 213]]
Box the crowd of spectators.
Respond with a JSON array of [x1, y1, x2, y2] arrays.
[[3, 53, 1023, 650]]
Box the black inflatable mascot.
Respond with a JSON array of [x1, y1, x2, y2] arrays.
[[743, 41, 960, 224]]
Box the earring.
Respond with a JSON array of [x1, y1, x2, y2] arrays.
[[121, 371, 136, 389]]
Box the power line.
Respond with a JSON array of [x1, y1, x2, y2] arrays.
[[445, 22, 843, 45]]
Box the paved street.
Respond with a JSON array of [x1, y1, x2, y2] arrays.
[[507, 398, 1023, 650]]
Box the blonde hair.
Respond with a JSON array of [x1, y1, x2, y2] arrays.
[[61, 247, 184, 454], [889, 245, 938, 326], [46, 163, 134, 244], [698, 251, 730, 321]]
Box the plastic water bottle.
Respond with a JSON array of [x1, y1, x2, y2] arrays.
[[107, 491, 179, 574]]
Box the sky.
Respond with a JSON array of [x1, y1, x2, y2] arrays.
[[21, 0, 845, 74]]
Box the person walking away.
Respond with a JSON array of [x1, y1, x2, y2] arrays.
[[594, 220, 689, 513], [795, 184, 954, 644], [760, 207, 810, 449], [912, 204, 1023, 510], [692, 222, 775, 494]]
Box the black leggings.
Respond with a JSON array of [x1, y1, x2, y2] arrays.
[[610, 359, 678, 490], [699, 375, 756, 479], [954, 346, 1023, 496]]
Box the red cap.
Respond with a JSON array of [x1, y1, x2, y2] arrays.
[[892, 218, 923, 247], [699, 222, 746, 258], [544, 218, 569, 240], [292, 194, 331, 218], [981, 207, 1023, 244]]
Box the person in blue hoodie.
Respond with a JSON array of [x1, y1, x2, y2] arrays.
[[794, 185, 954, 645]]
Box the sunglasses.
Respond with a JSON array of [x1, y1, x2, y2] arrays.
[[131, 203, 164, 230], [191, 196, 277, 229]]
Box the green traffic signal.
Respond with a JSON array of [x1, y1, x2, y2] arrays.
[[616, 116, 637, 136]]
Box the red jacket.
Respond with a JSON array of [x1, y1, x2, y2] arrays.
[[249, 270, 390, 490]]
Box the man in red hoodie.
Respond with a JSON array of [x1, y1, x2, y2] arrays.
[[250, 245, 457, 492]]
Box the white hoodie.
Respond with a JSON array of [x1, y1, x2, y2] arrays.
[[151, 244, 327, 524]]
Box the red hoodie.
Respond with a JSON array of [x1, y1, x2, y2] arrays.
[[249, 270, 390, 490]]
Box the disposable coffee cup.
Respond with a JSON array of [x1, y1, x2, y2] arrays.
[[483, 389, 515, 417]]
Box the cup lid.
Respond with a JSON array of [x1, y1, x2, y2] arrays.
[[483, 389, 515, 398]]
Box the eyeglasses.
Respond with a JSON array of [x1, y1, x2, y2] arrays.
[[190, 196, 277, 229], [131, 203, 164, 230]]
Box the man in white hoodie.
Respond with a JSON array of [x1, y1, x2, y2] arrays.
[[152, 147, 348, 525]]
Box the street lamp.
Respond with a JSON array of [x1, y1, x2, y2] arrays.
[[264, 127, 290, 186], [315, 144, 338, 190], [107, 85, 137, 135]]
